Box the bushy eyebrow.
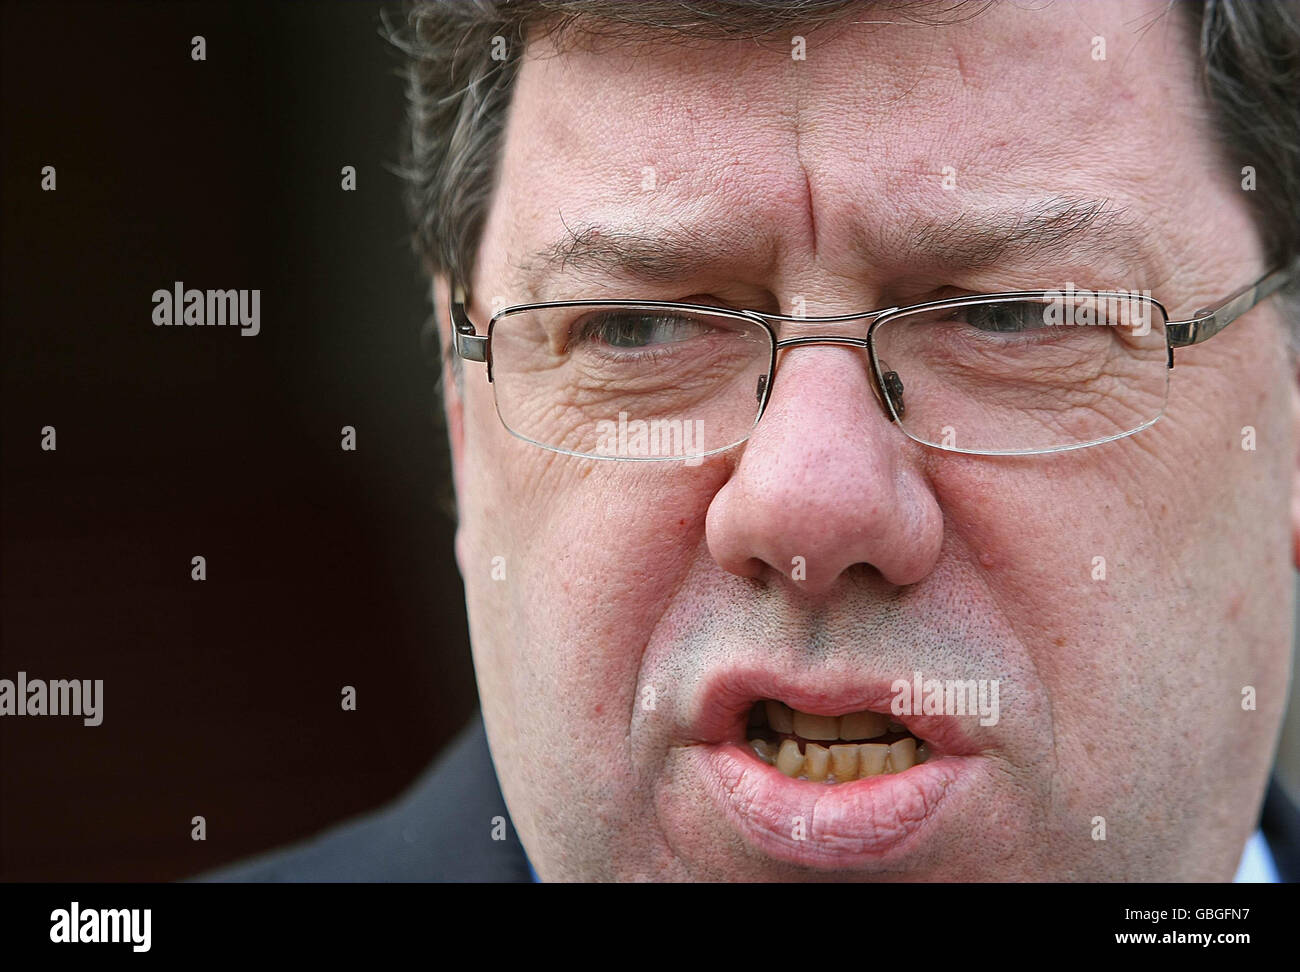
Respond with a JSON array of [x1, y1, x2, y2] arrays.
[[516, 214, 769, 291], [513, 195, 1144, 295], [899, 195, 1142, 270]]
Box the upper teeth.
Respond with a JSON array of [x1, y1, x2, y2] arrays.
[[763, 701, 891, 742], [792, 711, 841, 740], [764, 701, 795, 733]]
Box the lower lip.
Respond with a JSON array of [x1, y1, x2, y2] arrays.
[[693, 742, 977, 870]]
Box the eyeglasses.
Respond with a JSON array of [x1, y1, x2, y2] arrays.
[[449, 259, 1298, 459]]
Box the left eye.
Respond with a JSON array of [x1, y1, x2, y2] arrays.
[[961, 302, 1046, 333], [576, 311, 712, 349]]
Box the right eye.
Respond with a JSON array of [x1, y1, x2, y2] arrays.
[[960, 301, 1047, 333], [574, 311, 712, 350]]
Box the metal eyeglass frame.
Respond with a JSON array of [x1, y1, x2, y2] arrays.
[[448, 257, 1299, 457]]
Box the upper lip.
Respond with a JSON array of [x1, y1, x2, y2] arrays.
[[689, 667, 991, 759]]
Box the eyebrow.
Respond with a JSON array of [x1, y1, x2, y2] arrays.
[[512, 195, 1145, 296], [899, 195, 1143, 271], [514, 214, 773, 294]]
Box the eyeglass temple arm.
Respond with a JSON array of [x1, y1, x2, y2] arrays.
[[450, 283, 489, 362], [1166, 256, 1300, 348]]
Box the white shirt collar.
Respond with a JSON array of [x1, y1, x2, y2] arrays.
[[1233, 829, 1279, 882]]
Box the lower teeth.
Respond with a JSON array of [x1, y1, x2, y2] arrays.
[[746, 701, 930, 782], [751, 736, 927, 781]]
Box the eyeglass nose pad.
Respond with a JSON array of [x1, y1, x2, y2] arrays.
[[876, 363, 905, 420], [755, 373, 768, 405]]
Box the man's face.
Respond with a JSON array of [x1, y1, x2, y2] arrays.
[[440, 0, 1298, 879]]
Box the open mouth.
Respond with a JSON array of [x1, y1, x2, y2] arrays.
[[682, 674, 985, 869], [745, 700, 930, 782]]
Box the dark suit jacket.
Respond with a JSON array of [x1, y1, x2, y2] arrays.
[[199, 714, 532, 882], [199, 712, 1300, 882]]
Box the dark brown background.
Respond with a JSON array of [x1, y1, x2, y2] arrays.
[[0, 0, 476, 880]]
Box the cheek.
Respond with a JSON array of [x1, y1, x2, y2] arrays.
[[462, 390, 734, 721], [926, 449, 1140, 634], [461, 430, 735, 865], [926, 347, 1292, 819]]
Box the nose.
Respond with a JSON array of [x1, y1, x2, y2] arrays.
[[705, 343, 944, 594]]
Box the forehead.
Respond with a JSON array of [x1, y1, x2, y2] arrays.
[[482, 0, 1208, 301]]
